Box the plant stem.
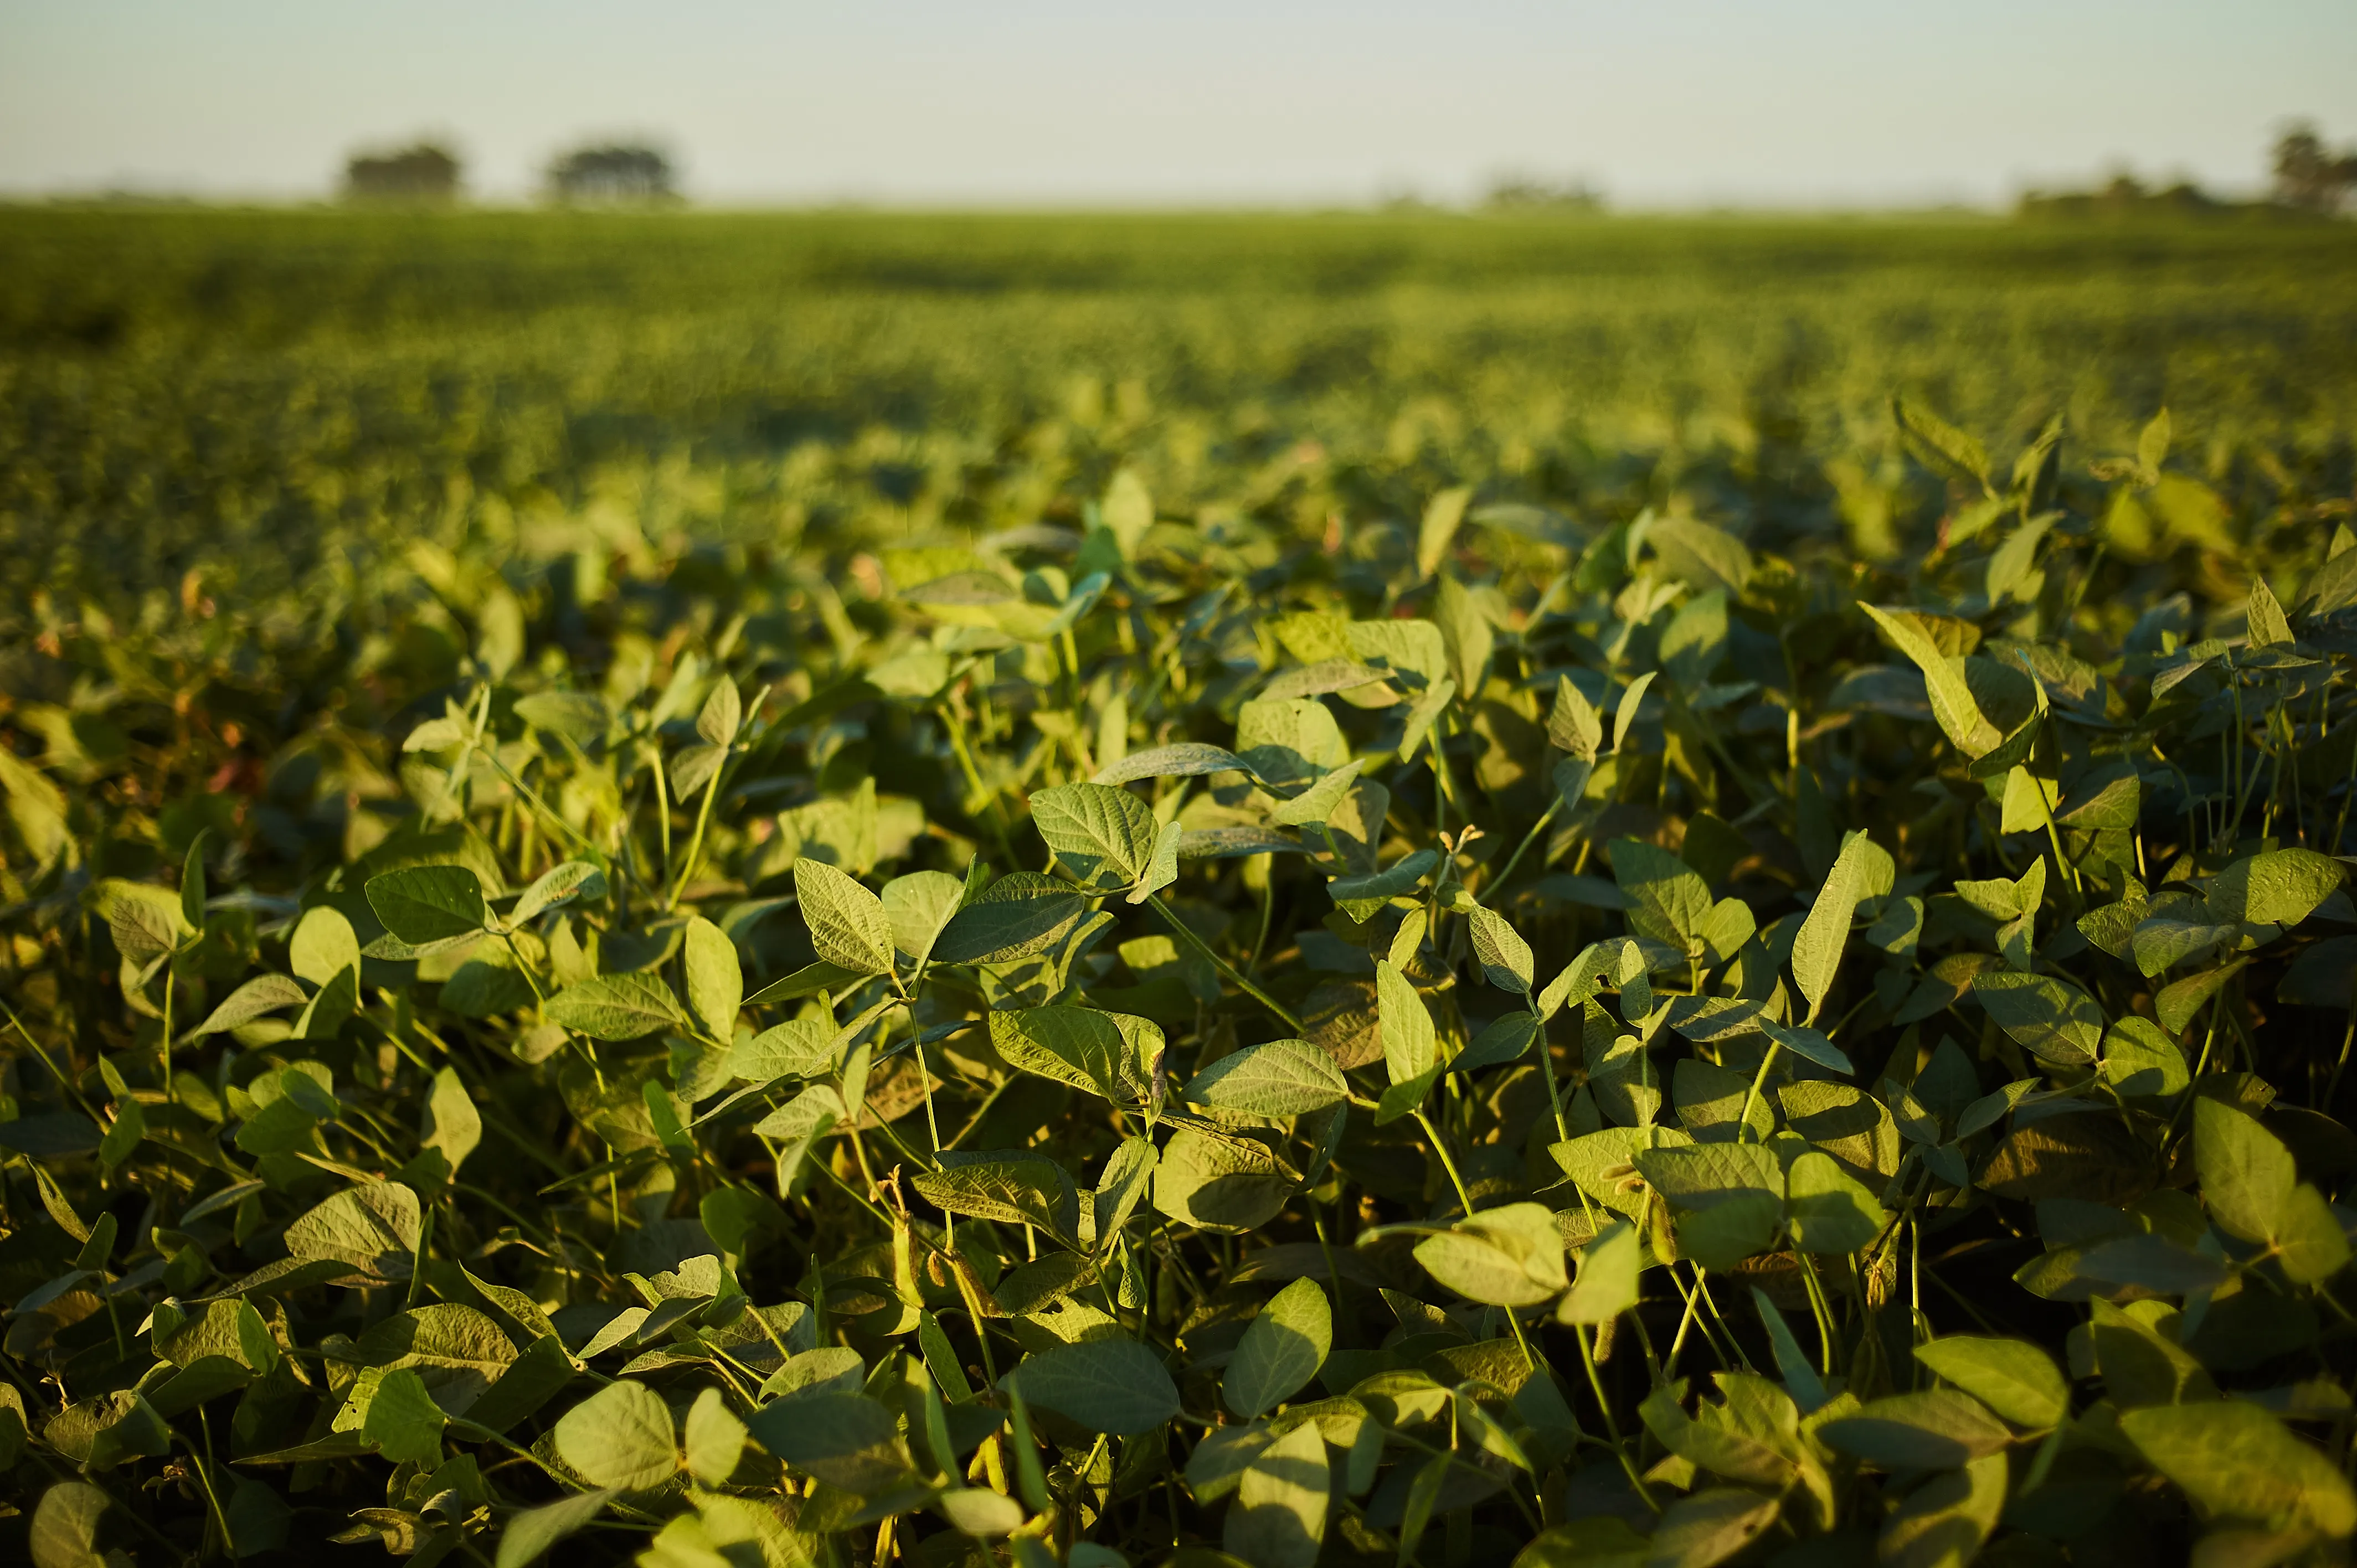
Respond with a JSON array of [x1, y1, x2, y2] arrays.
[[667, 758, 726, 911], [1733, 1041, 1782, 1144], [1412, 1107, 1476, 1218], [1146, 894, 1300, 1030]]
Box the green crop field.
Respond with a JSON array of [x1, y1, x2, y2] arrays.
[[4, 208, 2357, 1568]]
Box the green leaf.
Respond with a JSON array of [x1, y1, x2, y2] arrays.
[[1860, 604, 2003, 757], [1611, 670, 1655, 755], [1548, 675, 1602, 762], [1031, 781, 1161, 891], [2207, 848, 2344, 928], [366, 864, 489, 945], [2248, 575, 2294, 648], [1454, 1013, 1538, 1074], [93, 879, 194, 963], [1130, 819, 1183, 905], [1327, 849, 1438, 921], [1790, 829, 1874, 1022], [362, 1366, 446, 1466], [2195, 1096, 2296, 1246], [2121, 1400, 2357, 1536], [29, 1482, 112, 1568], [191, 973, 310, 1036], [697, 678, 743, 747], [930, 872, 1086, 965], [1816, 1389, 2011, 1469], [494, 1489, 619, 1568], [2099, 1016, 2189, 1100], [1513, 1520, 1649, 1568], [1153, 1126, 1299, 1231], [990, 1006, 1156, 1102], [1092, 742, 1254, 786], [1912, 1337, 2067, 1429], [2156, 962, 2244, 1034], [1466, 905, 1534, 994], [1784, 1151, 1886, 1255], [1222, 1418, 1330, 1568], [512, 690, 612, 742], [683, 1387, 748, 1486], [1005, 1338, 1181, 1436], [683, 916, 744, 1040], [1094, 1135, 1160, 1247], [1414, 1203, 1568, 1307], [882, 870, 964, 966], [1757, 1017, 1852, 1077], [2277, 1182, 2353, 1284], [1417, 486, 1473, 579], [289, 904, 360, 987], [1223, 1277, 1333, 1419], [1634, 1143, 1782, 1211], [462, 1335, 575, 1435], [1878, 1453, 2006, 1568], [794, 859, 896, 976], [913, 1154, 1078, 1238], [1557, 1218, 1641, 1324], [419, 1066, 481, 1173], [1893, 395, 1991, 489], [554, 1379, 677, 1492], [1674, 1193, 1782, 1272], [1186, 1038, 1349, 1117], [730, 1017, 833, 1086], [547, 972, 688, 1040], [512, 861, 605, 926], [744, 1393, 910, 1494], [284, 1181, 421, 1278], [1376, 960, 1435, 1086], [1642, 1488, 1779, 1568], [936, 1489, 1026, 1540], [742, 960, 875, 1007], [1971, 969, 2103, 1065]]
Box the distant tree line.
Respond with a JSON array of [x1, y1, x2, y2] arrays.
[[544, 143, 679, 205], [342, 142, 462, 204], [1480, 173, 1605, 213], [2018, 121, 2357, 221], [340, 139, 679, 206]]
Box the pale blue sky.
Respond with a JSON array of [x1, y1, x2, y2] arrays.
[[3, 1, 2351, 207]]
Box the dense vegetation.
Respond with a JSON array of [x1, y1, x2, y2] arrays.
[[4, 210, 2357, 1568]]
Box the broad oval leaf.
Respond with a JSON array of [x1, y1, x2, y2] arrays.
[[365, 865, 488, 946], [1186, 1038, 1349, 1117], [1971, 969, 2102, 1064], [1031, 782, 1161, 891], [794, 859, 896, 976], [1005, 1337, 1181, 1436], [553, 1379, 677, 1492], [1223, 1277, 1333, 1419], [1912, 1337, 2068, 1430], [547, 972, 688, 1040]]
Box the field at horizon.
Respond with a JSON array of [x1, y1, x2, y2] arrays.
[[5, 206, 2355, 630]]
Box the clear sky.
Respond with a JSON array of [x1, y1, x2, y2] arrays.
[[3, 0, 2352, 208]]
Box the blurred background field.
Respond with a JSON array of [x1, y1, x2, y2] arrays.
[[6, 207, 2355, 633]]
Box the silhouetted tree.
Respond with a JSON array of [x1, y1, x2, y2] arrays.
[[343, 142, 462, 204], [2273, 122, 2357, 213], [545, 143, 679, 205], [1481, 173, 1605, 213]]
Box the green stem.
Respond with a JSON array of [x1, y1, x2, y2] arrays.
[[1481, 794, 1562, 905], [2, 999, 104, 1123], [1412, 1107, 1476, 1218], [1733, 1041, 1782, 1144], [1573, 1322, 1659, 1513], [667, 759, 727, 912], [1146, 895, 1300, 1030]]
